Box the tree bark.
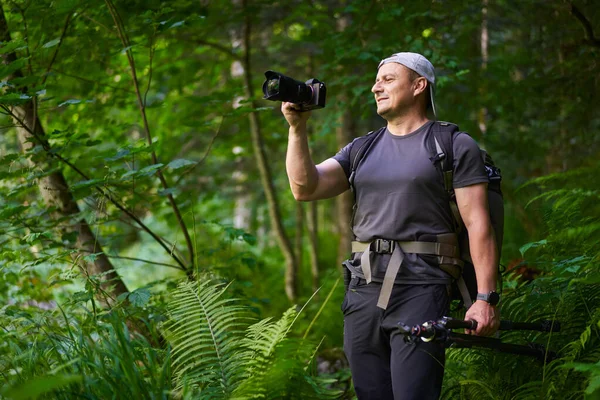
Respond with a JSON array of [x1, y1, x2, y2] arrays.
[[295, 201, 304, 278], [335, 102, 356, 269], [1, 5, 129, 305], [478, 0, 489, 136], [241, 0, 298, 302], [306, 201, 319, 293]]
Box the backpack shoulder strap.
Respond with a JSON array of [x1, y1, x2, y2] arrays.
[[429, 121, 460, 193], [348, 127, 386, 192]]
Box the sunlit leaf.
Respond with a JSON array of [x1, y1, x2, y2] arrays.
[[42, 38, 61, 48], [2, 374, 82, 400], [167, 159, 196, 169]]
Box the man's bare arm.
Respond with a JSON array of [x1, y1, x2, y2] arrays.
[[283, 102, 349, 201], [455, 183, 500, 336]]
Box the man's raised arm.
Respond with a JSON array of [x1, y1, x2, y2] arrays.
[[282, 102, 349, 201]]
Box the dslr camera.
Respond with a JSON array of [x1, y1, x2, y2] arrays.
[[262, 70, 326, 111]]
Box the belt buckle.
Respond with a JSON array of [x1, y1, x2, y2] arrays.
[[375, 239, 395, 254]]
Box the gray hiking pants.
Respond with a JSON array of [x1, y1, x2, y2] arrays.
[[342, 277, 449, 399]]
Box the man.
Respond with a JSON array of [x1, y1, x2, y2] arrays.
[[282, 52, 500, 399]]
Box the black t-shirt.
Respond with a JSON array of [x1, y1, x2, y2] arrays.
[[333, 121, 488, 284]]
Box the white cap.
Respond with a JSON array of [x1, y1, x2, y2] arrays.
[[378, 52, 437, 118]]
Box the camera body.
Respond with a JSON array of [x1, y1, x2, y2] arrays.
[[262, 70, 326, 111]]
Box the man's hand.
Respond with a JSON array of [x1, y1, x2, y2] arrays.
[[464, 300, 500, 336], [282, 102, 311, 129]]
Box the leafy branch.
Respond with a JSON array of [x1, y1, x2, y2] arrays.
[[104, 0, 195, 271], [1, 106, 188, 272]]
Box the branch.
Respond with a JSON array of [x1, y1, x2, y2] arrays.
[[567, 1, 600, 48], [101, 255, 182, 270], [195, 38, 241, 60], [104, 0, 195, 274], [175, 116, 223, 186], [79, 12, 112, 33], [143, 32, 156, 108], [41, 12, 73, 85], [33, 11, 74, 143], [4, 105, 189, 271], [50, 67, 136, 94]]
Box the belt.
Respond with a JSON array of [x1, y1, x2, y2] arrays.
[[352, 237, 463, 310]]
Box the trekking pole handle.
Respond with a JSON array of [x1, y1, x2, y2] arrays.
[[444, 319, 478, 330], [444, 319, 561, 332]]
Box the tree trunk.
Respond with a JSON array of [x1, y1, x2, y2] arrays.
[[295, 201, 304, 278], [306, 201, 319, 293], [241, 0, 298, 302], [478, 0, 489, 136], [335, 103, 356, 269], [1, 5, 129, 305]]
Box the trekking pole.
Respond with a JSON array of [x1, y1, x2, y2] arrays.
[[397, 316, 560, 362]]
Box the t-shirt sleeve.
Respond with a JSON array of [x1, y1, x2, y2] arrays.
[[452, 132, 488, 188], [332, 140, 354, 179]]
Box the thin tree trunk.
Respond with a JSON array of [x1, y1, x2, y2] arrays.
[[304, 121, 319, 292], [335, 103, 356, 269], [334, 14, 356, 270], [306, 201, 319, 293], [479, 0, 489, 136], [295, 201, 304, 276], [0, 6, 129, 305], [241, 0, 298, 302]]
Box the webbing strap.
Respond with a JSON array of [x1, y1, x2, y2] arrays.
[[456, 276, 473, 309], [449, 201, 464, 233], [354, 238, 463, 310], [352, 240, 460, 259], [377, 245, 404, 309], [360, 247, 373, 284]]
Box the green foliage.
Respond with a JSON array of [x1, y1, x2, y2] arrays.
[[442, 161, 600, 399], [0, 300, 172, 399], [0, 0, 599, 398], [164, 279, 340, 399]]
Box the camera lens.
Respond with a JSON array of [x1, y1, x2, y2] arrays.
[[266, 79, 280, 95]]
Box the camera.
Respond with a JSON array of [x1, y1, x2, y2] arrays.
[[262, 70, 326, 111]]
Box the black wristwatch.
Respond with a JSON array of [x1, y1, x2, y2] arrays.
[[476, 291, 500, 306]]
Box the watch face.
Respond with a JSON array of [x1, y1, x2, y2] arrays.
[[478, 291, 500, 305], [489, 291, 500, 306]]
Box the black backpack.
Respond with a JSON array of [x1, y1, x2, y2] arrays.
[[346, 121, 504, 307]]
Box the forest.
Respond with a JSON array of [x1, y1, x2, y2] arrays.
[[0, 0, 599, 398]]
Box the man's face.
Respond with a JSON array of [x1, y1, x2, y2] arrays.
[[371, 63, 421, 119]]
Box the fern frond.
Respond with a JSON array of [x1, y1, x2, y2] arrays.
[[164, 280, 252, 397], [243, 307, 297, 358]]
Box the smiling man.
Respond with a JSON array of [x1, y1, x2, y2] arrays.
[[282, 52, 500, 399]]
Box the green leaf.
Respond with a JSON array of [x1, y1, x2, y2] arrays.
[[129, 288, 151, 307], [2, 374, 82, 400], [0, 40, 27, 55], [242, 233, 257, 246], [105, 149, 131, 162], [158, 188, 178, 196], [121, 163, 163, 179], [72, 290, 92, 303], [22, 232, 52, 243], [0, 57, 28, 80], [83, 252, 104, 262], [519, 239, 547, 256], [0, 93, 31, 105], [0, 204, 28, 219], [58, 99, 81, 107], [70, 179, 105, 191], [42, 38, 61, 48], [167, 158, 196, 169]]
